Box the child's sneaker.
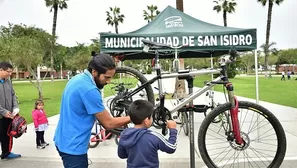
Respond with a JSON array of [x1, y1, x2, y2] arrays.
[[37, 145, 45, 149], [41, 142, 49, 146]]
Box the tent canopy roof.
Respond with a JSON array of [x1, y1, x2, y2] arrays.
[[100, 5, 257, 60]]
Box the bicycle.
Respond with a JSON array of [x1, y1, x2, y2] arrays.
[[106, 39, 287, 168], [89, 120, 115, 148]]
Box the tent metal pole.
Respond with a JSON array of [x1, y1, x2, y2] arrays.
[[210, 52, 214, 80], [254, 50, 259, 104], [187, 78, 195, 168], [254, 49, 260, 141]]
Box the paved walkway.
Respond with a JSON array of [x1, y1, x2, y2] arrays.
[[1, 85, 297, 167]]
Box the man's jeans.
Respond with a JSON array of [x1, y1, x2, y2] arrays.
[[56, 146, 88, 168]]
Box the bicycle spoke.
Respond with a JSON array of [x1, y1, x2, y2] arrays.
[[199, 101, 286, 168]]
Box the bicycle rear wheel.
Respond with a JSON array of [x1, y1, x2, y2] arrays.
[[105, 66, 155, 117], [89, 132, 100, 148], [198, 101, 286, 168], [181, 112, 189, 136]]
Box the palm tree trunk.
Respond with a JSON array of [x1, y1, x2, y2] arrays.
[[223, 10, 227, 27], [176, 0, 184, 12], [174, 0, 185, 98], [115, 24, 119, 34], [264, 2, 273, 70], [50, 3, 58, 81]]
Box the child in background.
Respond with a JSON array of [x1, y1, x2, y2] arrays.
[[32, 100, 49, 149], [118, 100, 177, 168]]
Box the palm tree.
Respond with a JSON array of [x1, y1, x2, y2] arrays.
[[45, 0, 68, 80], [143, 5, 160, 23], [260, 42, 278, 55], [213, 0, 237, 27], [176, 0, 184, 12], [258, 0, 284, 70], [173, 0, 186, 99], [106, 7, 125, 34]]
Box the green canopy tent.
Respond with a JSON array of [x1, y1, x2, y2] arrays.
[[100, 5, 257, 60], [100, 5, 260, 104]]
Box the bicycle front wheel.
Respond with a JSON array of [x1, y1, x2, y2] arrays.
[[198, 101, 286, 168]]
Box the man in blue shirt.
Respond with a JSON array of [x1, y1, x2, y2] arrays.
[[54, 53, 130, 168]]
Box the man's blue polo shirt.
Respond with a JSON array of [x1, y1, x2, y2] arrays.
[[54, 70, 105, 155]]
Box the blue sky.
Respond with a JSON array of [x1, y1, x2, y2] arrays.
[[0, 0, 296, 49]]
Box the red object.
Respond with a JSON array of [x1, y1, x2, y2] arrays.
[[151, 58, 155, 67]]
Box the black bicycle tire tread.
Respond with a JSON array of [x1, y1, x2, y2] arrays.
[[115, 66, 155, 105], [182, 112, 189, 136], [110, 66, 155, 133], [198, 101, 286, 168]]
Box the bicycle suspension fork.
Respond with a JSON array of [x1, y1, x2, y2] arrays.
[[225, 83, 243, 145]]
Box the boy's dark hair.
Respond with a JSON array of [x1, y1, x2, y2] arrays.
[[87, 53, 116, 75], [0, 62, 13, 70], [128, 100, 154, 125]]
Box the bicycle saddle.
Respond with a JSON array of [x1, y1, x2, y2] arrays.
[[142, 39, 171, 49]]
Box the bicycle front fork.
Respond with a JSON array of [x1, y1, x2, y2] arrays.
[[226, 83, 243, 145]]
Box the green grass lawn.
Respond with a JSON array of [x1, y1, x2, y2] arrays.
[[13, 80, 67, 124], [12, 75, 297, 124], [193, 75, 297, 108]]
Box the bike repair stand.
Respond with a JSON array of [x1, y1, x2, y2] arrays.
[[184, 74, 196, 168]]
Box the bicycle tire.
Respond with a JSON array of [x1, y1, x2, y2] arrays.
[[89, 132, 100, 148], [116, 66, 154, 105], [182, 112, 189, 136], [198, 101, 286, 168], [107, 66, 155, 118], [115, 134, 120, 145]]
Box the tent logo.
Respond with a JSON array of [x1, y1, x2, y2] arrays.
[[164, 16, 184, 28]]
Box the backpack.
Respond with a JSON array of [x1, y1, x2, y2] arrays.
[[8, 114, 27, 138]]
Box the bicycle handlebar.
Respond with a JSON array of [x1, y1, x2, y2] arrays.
[[142, 39, 186, 50]]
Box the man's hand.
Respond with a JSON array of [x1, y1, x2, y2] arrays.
[[4, 111, 14, 119], [167, 120, 177, 129]]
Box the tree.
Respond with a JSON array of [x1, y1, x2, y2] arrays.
[[277, 49, 297, 65], [260, 41, 278, 56], [55, 44, 68, 79], [0, 23, 52, 99], [143, 5, 160, 23], [45, 0, 68, 80], [174, 0, 187, 99], [260, 42, 278, 69], [176, 0, 184, 12], [213, 0, 237, 26], [66, 43, 92, 72], [238, 53, 255, 74], [106, 7, 125, 34], [257, 0, 285, 70]]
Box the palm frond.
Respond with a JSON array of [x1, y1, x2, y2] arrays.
[[213, 5, 221, 12], [257, 0, 267, 6]]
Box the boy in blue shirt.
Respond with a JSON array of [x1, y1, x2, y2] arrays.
[[118, 100, 177, 168]]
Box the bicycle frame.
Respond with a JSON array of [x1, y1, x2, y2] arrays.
[[91, 122, 113, 142], [119, 62, 242, 145]]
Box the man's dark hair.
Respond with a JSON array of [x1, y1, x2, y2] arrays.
[[87, 53, 115, 75], [128, 100, 154, 125], [0, 62, 13, 70]]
